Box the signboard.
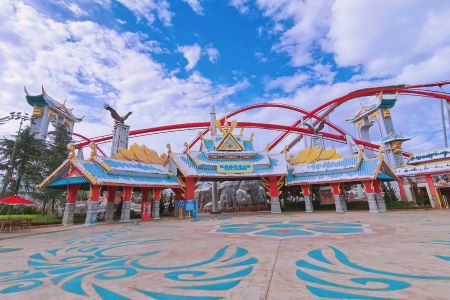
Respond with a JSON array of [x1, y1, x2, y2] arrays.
[[216, 162, 254, 174], [185, 200, 195, 211], [432, 174, 450, 187]]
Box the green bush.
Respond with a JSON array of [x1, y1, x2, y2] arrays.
[[0, 214, 62, 225]]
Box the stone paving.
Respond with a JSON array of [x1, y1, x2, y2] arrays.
[[1, 210, 450, 299]]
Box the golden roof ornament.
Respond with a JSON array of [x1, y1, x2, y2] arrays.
[[215, 118, 238, 136], [67, 143, 76, 160], [88, 142, 97, 161], [113, 143, 168, 165], [378, 146, 385, 161]]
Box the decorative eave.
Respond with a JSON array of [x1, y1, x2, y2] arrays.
[[381, 134, 411, 143], [24, 86, 83, 122]]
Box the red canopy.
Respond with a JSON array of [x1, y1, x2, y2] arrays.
[[0, 195, 36, 206]]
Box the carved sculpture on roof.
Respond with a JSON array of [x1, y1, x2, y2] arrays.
[[67, 143, 76, 160], [215, 118, 238, 136], [289, 146, 342, 164], [88, 142, 98, 161], [113, 143, 168, 165], [303, 120, 326, 135], [104, 104, 132, 125]]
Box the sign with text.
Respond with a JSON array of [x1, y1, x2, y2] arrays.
[[216, 162, 254, 174]]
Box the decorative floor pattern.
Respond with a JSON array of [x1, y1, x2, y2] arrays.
[[295, 243, 450, 299], [0, 225, 257, 299], [214, 220, 371, 238]]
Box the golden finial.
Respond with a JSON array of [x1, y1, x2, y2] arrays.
[[289, 153, 294, 164], [282, 145, 288, 154], [357, 145, 364, 158], [239, 128, 244, 136], [183, 142, 190, 154], [250, 132, 255, 142], [67, 143, 76, 160], [378, 146, 385, 161], [166, 143, 172, 154], [88, 142, 97, 161]]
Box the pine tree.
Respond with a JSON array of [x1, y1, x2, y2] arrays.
[[0, 127, 45, 196]]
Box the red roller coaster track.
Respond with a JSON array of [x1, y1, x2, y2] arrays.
[[73, 81, 450, 157]]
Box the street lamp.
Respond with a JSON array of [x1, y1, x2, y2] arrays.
[[1, 112, 33, 195]]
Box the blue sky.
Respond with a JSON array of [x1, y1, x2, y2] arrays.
[[1, 0, 450, 154]]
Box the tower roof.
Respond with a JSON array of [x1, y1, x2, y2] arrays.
[[24, 86, 83, 122]]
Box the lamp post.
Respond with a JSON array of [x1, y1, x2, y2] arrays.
[[1, 112, 32, 195]]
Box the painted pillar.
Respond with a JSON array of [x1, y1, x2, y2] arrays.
[[62, 184, 80, 225], [373, 180, 387, 212], [397, 178, 408, 201], [152, 187, 161, 220], [330, 183, 346, 213], [363, 180, 379, 213], [211, 182, 220, 214], [105, 186, 117, 222], [120, 186, 133, 222], [85, 185, 101, 226], [425, 174, 441, 208], [301, 185, 313, 213], [268, 176, 282, 214], [174, 189, 182, 217], [141, 187, 152, 221]]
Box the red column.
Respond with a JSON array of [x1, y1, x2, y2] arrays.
[[373, 180, 382, 194], [268, 176, 279, 197], [425, 174, 441, 207], [141, 187, 151, 221], [90, 185, 101, 201], [124, 186, 133, 202], [185, 177, 196, 200], [301, 185, 311, 197], [67, 184, 80, 203], [154, 187, 161, 202], [362, 181, 374, 193], [330, 183, 344, 196], [397, 178, 407, 201], [107, 186, 117, 202]]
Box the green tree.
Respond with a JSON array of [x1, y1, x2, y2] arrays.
[[38, 124, 72, 214], [0, 127, 46, 196]]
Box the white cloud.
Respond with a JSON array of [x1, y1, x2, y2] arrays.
[[178, 44, 202, 71], [0, 1, 247, 147], [266, 64, 335, 93], [62, 1, 86, 17], [266, 73, 309, 93], [205, 46, 219, 63], [256, 0, 333, 66], [229, 0, 250, 14], [183, 0, 203, 15], [115, 0, 173, 25], [327, 0, 450, 79]]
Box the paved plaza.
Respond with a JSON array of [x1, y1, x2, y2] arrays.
[[1, 210, 450, 299]]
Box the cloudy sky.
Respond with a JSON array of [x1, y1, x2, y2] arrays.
[[1, 0, 449, 155]]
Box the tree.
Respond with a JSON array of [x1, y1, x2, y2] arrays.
[[38, 124, 72, 214], [0, 127, 46, 196]]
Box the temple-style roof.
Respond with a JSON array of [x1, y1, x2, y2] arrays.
[[169, 123, 286, 178], [286, 149, 397, 185], [406, 148, 450, 165], [170, 151, 286, 178], [347, 97, 397, 123], [25, 86, 83, 122], [395, 148, 450, 177], [381, 134, 411, 143], [38, 145, 180, 190]]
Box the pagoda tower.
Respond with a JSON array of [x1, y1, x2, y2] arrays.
[[348, 95, 410, 168], [24, 86, 83, 140]]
